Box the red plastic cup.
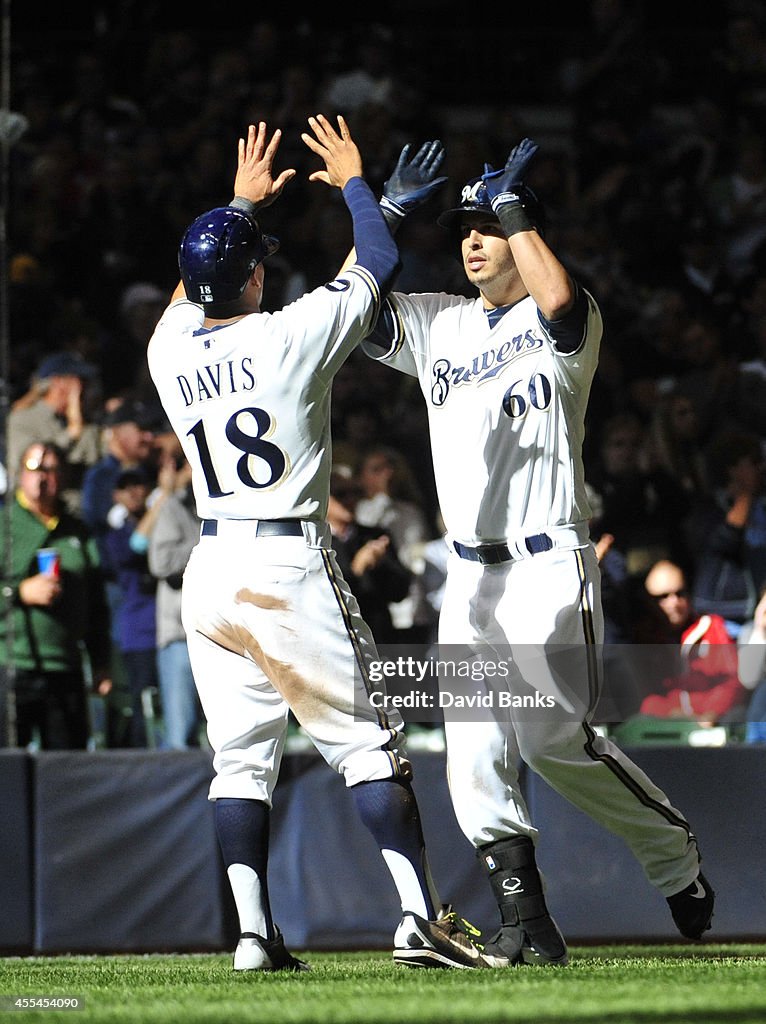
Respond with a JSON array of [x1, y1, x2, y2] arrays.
[[37, 548, 60, 578]]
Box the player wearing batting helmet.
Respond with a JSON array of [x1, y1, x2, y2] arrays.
[[363, 136, 715, 966], [147, 120, 487, 972]]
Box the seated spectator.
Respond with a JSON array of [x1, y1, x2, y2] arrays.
[[6, 350, 102, 514], [637, 559, 748, 725], [737, 585, 766, 744], [0, 442, 111, 749], [327, 469, 412, 646]]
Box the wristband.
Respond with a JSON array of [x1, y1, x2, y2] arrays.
[[231, 196, 258, 216], [492, 194, 535, 237], [379, 196, 406, 233]]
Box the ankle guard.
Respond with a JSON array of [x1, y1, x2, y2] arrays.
[[478, 836, 550, 925]]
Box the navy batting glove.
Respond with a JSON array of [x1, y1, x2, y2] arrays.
[[481, 137, 539, 212], [380, 140, 448, 230]]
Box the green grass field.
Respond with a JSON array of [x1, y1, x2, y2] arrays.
[[2, 945, 766, 1024]]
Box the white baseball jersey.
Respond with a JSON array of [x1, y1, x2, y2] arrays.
[[147, 265, 412, 802], [364, 290, 602, 545], [363, 287, 701, 895], [148, 265, 381, 523]]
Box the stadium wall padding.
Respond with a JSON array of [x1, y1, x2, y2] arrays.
[[0, 747, 764, 953], [0, 751, 34, 952]]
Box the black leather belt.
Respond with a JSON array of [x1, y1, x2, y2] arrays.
[[201, 519, 304, 538], [453, 532, 553, 564]]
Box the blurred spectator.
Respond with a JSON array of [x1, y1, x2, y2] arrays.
[[103, 465, 173, 747], [6, 351, 102, 513], [97, 281, 167, 401], [733, 271, 766, 434], [667, 311, 741, 444], [80, 398, 158, 734], [586, 411, 692, 580], [81, 398, 157, 562], [355, 444, 434, 644], [666, 219, 740, 331], [321, 24, 397, 116], [0, 442, 111, 749], [643, 389, 709, 498], [327, 469, 412, 646], [684, 429, 766, 635], [637, 559, 748, 725], [57, 50, 144, 160], [711, 6, 766, 127], [737, 584, 766, 743], [702, 128, 766, 282], [147, 450, 205, 750]]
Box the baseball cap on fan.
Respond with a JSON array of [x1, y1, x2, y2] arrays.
[[36, 351, 97, 381], [101, 399, 156, 430]]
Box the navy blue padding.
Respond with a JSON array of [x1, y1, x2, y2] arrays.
[[33, 751, 236, 953], [0, 751, 33, 952]]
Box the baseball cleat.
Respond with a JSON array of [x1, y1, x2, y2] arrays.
[[233, 925, 310, 971], [393, 906, 488, 969], [667, 872, 715, 940], [481, 915, 569, 968]]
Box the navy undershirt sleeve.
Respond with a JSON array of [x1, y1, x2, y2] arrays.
[[538, 281, 589, 354], [342, 177, 402, 297]]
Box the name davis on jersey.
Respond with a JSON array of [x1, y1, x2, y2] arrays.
[[175, 356, 256, 407]]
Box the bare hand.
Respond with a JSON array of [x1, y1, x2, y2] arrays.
[[351, 535, 389, 576], [65, 377, 84, 434], [94, 674, 113, 697], [302, 114, 363, 189], [754, 589, 766, 632], [19, 573, 61, 606], [233, 122, 297, 209], [594, 532, 614, 562]]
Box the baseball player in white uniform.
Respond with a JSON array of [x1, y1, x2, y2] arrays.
[[147, 120, 486, 971], [366, 137, 716, 965]]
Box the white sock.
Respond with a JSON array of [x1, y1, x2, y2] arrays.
[[227, 863, 268, 936]]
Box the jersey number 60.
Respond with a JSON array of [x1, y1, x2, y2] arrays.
[[501, 373, 552, 418]]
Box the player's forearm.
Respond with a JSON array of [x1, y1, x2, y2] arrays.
[[509, 232, 574, 321], [342, 177, 401, 293]]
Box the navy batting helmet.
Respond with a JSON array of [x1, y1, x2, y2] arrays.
[[437, 177, 545, 236], [179, 206, 279, 307]]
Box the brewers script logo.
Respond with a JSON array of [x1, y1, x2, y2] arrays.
[[430, 333, 544, 406]]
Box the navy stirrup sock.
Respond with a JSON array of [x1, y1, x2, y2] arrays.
[[351, 778, 437, 919], [215, 797, 273, 938]]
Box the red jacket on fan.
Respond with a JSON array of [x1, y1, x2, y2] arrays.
[[640, 613, 749, 720]]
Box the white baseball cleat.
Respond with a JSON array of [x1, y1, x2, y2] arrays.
[[233, 925, 310, 971]]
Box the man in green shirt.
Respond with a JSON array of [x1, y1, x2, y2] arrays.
[[0, 442, 112, 748]]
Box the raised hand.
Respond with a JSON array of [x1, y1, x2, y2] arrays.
[[233, 122, 297, 209], [381, 140, 448, 224], [481, 137, 539, 208], [301, 114, 363, 190]]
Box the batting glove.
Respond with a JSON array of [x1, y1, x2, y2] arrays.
[[481, 137, 539, 235], [380, 140, 448, 231]]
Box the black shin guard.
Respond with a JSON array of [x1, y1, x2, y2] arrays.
[[478, 836, 568, 965], [479, 836, 548, 926]]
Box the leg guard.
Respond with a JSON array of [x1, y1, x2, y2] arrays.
[[478, 836, 568, 966]]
